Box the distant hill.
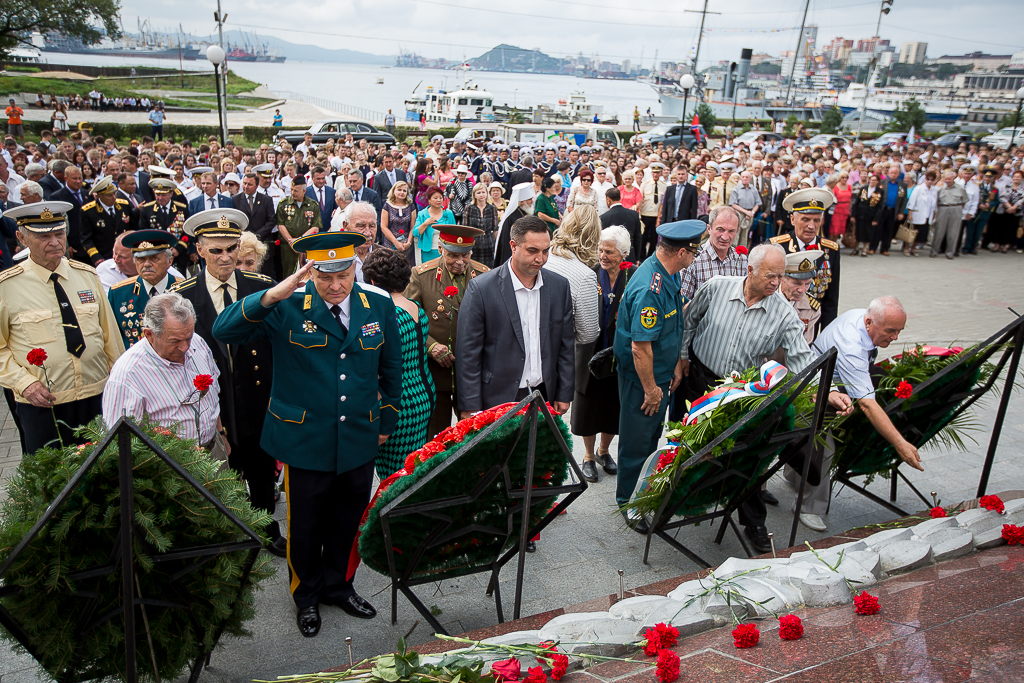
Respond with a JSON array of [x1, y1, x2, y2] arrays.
[[469, 44, 566, 74], [206, 31, 392, 65]]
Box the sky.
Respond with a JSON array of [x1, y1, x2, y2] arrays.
[[116, 0, 1022, 68]]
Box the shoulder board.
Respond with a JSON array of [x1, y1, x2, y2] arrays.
[[141, 201, 156, 208], [68, 260, 98, 275], [649, 271, 663, 294], [0, 265, 24, 284], [115, 198, 129, 205], [172, 201, 187, 208], [470, 260, 491, 273], [820, 239, 839, 251], [769, 234, 791, 244], [81, 200, 98, 211], [358, 282, 390, 299], [110, 277, 137, 290], [169, 276, 198, 291], [239, 270, 272, 282]]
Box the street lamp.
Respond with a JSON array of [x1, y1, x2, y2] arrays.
[[206, 44, 227, 146], [1011, 85, 1024, 149], [678, 73, 696, 150]]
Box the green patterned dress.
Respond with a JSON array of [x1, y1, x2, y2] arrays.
[[376, 304, 436, 478]]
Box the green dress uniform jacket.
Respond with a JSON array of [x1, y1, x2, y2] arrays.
[[107, 274, 179, 348], [613, 255, 685, 386], [211, 280, 403, 475], [274, 196, 322, 278], [81, 198, 137, 264]]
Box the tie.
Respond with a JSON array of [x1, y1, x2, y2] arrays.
[[221, 283, 232, 308], [318, 189, 324, 211], [208, 197, 215, 211], [50, 273, 85, 358], [73, 190, 82, 205], [653, 181, 659, 205], [149, 286, 157, 297], [869, 348, 879, 364], [330, 304, 348, 335], [248, 195, 254, 213]]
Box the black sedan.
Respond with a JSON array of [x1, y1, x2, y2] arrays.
[[930, 132, 977, 148], [275, 120, 397, 147]]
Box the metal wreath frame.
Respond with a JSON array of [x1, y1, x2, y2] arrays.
[[832, 314, 1024, 517], [0, 418, 263, 683], [642, 349, 838, 568], [377, 391, 586, 636]]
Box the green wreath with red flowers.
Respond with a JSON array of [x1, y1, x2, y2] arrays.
[[357, 403, 572, 578]]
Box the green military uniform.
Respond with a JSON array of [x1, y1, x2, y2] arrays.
[[404, 255, 489, 437], [108, 274, 178, 348], [275, 195, 322, 277]]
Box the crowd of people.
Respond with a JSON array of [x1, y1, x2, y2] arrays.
[[0, 115, 1021, 638]]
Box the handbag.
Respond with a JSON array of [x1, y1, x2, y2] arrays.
[[842, 230, 858, 249], [588, 347, 616, 380], [894, 221, 918, 245]]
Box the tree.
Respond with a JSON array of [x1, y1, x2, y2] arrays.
[[884, 97, 927, 132], [0, 0, 121, 59], [692, 102, 717, 133], [820, 106, 844, 134], [1000, 108, 1023, 130]]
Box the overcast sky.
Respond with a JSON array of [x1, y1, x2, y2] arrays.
[[117, 0, 1022, 67]]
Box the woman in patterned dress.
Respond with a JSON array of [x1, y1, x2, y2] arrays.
[[363, 249, 436, 478]]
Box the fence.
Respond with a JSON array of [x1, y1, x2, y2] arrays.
[[278, 90, 384, 123]]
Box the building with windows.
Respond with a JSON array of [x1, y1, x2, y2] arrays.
[[899, 42, 928, 64]]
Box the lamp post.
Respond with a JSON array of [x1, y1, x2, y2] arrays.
[[678, 73, 695, 151], [1011, 85, 1024, 149], [206, 44, 227, 146]]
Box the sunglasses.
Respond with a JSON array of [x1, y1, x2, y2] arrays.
[[205, 244, 239, 255]]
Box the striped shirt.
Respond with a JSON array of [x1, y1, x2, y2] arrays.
[[543, 252, 600, 345], [679, 242, 749, 300], [681, 275, 813, 377], [102, 334, 221, 443]]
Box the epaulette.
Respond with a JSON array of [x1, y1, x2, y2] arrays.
[[0, 265, 24, 285], [81, 200, 98, 211], [820, 238, 839, 251], [239, 270, 272, 282], [110, 277, 137, 290], [769, 234, 791, 244], [68, 260, 98, 275], [115, 198, 129, 205], [169, 276, 197, 291], [141, 201, 156, 208], [649, 271, 662, 294], [172, 201, 187, 208], [471, 260, 491, 273]]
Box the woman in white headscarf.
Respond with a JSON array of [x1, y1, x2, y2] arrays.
[[494, 182, 536, 265]]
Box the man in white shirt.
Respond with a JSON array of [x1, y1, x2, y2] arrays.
[[905, 171, 937, 256]]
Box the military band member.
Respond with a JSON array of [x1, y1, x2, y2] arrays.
[[108, 229, 180, 348], [138, 178, 191, 275], [275, 174, 322, 278], [212, 231, 402, 638], [0, 201, 123, 453], [404, 225, 489, 438], [770, 187, 841, 331], [80, 175, 136, 265], [779, 249, 823, 344]]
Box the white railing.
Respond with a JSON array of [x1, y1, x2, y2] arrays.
[[278, 91, 384, 123]]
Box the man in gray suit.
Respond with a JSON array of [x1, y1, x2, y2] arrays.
[[456, 216, 575, 417], [372, 153, 408, 201]]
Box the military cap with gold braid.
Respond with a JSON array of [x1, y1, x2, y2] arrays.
[[292, 231, 366, 273], [252, 162, 275, 178], [782, 187, 834, 215], [149, 177, 177, 194], [2, 200, 72, 233], [123, 229, 176, 257], [182, 207, 248, 239], [784, 249, 823, 281], [90, 175, 117, 196], [436, 225, 484, 254]]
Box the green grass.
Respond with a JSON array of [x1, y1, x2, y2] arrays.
[[0, 70, 260, 102]]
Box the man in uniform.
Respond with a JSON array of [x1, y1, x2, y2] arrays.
[[171, 208, 284, 557], [138, 178, 191, 275], [148, 164, 190, 206], [108, 229, 180, 348], [638, 163, 667, 260], [275, 174, 321, 278], [254, 163, 285, 210], [212, 231, 402, 638], [779, 249, 822, 344], [613, 219, 705, 532], [80, 176, 136, 266], [769, 187, 841, 331], [404, 225, 489, 438], [0, 201, 123, 453]]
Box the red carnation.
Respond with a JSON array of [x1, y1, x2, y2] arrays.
[[470, 410, 497, 430], [654, 622, 679, 649], [980, 495, 1005, 514], [655, 449, 678, 473], [274, 239, 281, 246], [443, 285, 459, 298], [1002, 524, 1024, 545], [403, 452, 419, 473], [182, 235, 189, 242], [193, 374, 214, 392], [853, 591, 880, 616], [735, 245, 749, 255], [732, 622, 759, 648], [436, 425, 462, 444], [420, 440, 446, 457], [930, 507, 947, 519], [548, 654, 568, 680], [523, 666, 546, 683], [655, 649, 680, 683], [491, 658, 521, 683], [619, 261, 634, 270], [26, 348, 47, 367], [778, 614, 804, 640], [895, 380, 913, 399]]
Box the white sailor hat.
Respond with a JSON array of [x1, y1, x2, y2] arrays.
[[182, 208, 248, 238], [431, 134, 444, 142], [3, 200, 72, 233], [253, 163, 275, 177], [148, 164, 174, 177], [221, 172, 242, 186], [782, 187, 834, 214], [189, 165, 215, 175], [784, 249, 823, 280]]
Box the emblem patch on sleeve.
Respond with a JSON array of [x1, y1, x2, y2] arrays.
[[640, 307, 658, 329]]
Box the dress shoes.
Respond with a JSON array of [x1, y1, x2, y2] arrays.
[[799, 513, 827, 532], [760, 489, 779, 506], [597, 451, 617, 474], [296, 605, 321, 637], [743, 525, 773, 554], [323, 593, 377, 619], [622, 510, 650, 535], [581, 459, 599, 482], [265, 536, 287, 558]]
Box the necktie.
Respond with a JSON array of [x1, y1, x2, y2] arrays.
[[653, 181, 659, 205], [330, 304, 347, 335], [74, 190, 82, 205], [149, 286, 157, 297], [869, 348, 879, 365], [221, 283, 232, 308], [318, 189, 324, 211], [248, 194, 254, 213], [50, 273, 85, 358], [208, 197, 215, 211]]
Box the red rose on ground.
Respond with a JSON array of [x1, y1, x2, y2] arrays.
[[778, 614, 804, 640], [732, 622, 759, 648], [655, 449, 678, 473], [27, 348, 47, 367], [1002, 524, 1024, 545], [619, 261, 634, 270], [930, 507, 947, 518], [655, 649, 680, 683], [735, 245, 749, 255], [895, 380, 913, 399], [523, 666, 546, 683], [491, 658, 521, 683], [980, 495, 1005, 514], [444, 285, 459, 298], [854, 591, 880, 615], [548, 654, 568, 680], [193, 374, 214, 392]]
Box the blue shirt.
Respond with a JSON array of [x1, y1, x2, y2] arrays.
[[885, 180, 900, 208], [149, 110, 164, 126], [812, 308, 876, 400], [613, 255, 684, 386]]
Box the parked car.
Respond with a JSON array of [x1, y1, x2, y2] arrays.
[[980, 127, 1024, 150], [864, 132, 908, 149], [631, 123, 717, 150], [804, 134, 849, 150], [732, 131, 785, 146], [931, 132, 978, 148], [275, 120, 397, 147]]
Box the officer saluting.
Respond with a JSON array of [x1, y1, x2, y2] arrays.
[[613, 219, 704, 532], [80, 175, 136, 265], [108, 230, 181, 348], [770, 187, 841, 331], [138, 177, 191, 274], [212, 231, 402, 638]]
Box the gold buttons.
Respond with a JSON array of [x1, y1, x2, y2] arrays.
[[252, 350, 258, 356], [253, 366, 259, 371]]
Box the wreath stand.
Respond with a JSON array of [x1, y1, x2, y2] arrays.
[[377, 392, 586, 636], [832, 313, 1024, 517], [0, 418, 263, 683], [642, 349, 838, 568]]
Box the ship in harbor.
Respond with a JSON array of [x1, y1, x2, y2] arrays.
[[223, 33, 286, 63], [39, 21, 200, 60], [835, 83, 969, 123]]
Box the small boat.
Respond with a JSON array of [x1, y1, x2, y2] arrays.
[[376, 78, 384, 85]]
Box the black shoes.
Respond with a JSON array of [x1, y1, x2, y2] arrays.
[[297, 605, 321, 637], [622, 510, 650, 535], [761, 489, 779, 506], [581, 460, 599, 482], [265, 536, 287, 558], [597, 451, 617, 474], [744, 525, 773, 554], [322, 593, 377, 620], [525, 541, 536, 553]]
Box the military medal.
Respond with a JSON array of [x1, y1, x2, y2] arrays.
[[302, 321, 317, 333], [432, 312, 439, 320], [97, 219, 105, 229], [120, 305, 127, 313]]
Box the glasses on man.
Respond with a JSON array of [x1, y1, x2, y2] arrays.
[[205, 244, 239, 256]]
